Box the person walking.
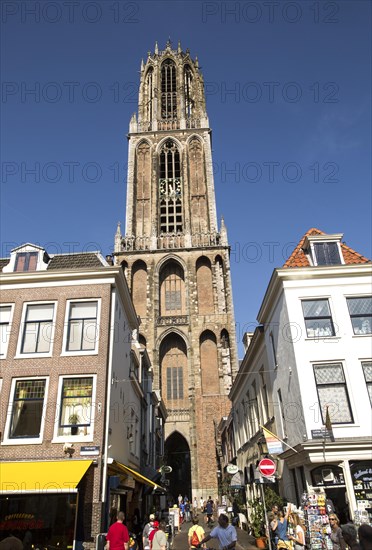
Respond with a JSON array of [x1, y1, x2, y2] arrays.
[[197, 513, 237, 550], [143, 514, 155, 550], [193, 497, 198, 516], [206, 497, 214, 525], [188, 516, 206, 550], [199, 497, 204, 512], [106, 511, 130, 550], [150, 521, 167, 550], [329, 514, 346, 550]]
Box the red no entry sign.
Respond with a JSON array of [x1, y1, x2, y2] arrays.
[[258, 458, 276, 477]]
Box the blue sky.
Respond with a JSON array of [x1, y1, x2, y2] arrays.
[[1, 0, 371, 356]]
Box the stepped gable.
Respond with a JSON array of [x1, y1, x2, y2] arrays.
[[283, 228, 370, 268], [47, 252, 105, 270]]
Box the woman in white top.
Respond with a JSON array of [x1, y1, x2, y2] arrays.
[[289, 513, 305, 550]]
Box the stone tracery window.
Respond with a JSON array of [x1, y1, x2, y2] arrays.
[[159, 261, 185, 316], [145, 68, 153, 121], [161, 59, 177, 120], [184, 64, 194, 118], [159, 140, 183, 233]]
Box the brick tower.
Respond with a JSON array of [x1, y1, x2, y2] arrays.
[[114, 40, 238, 499]]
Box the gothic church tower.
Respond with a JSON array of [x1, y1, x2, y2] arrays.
[[114, 40, 238, 498]]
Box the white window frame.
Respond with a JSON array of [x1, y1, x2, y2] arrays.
[[346, 296, 372, 336], [2, 376, 49, 445], [52, 374, 97, 443], [15, 301, 57, 358], [301, 297, 337, 339], [313, 362, 354, 425], [61, 299, 101, 356], [0, 303, 15, 359]]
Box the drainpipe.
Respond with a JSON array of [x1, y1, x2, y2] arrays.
[[101, 288, 117, 505]]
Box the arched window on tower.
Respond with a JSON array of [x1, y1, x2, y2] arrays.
[[161, 59, 177, 120], [145, 68, 153, 122], [160, 334, 188, 408], [184, 65, 194, 118], [159, 140, 183, 234], [159, 261, 185, 316]]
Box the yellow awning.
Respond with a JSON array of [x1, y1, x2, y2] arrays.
[[0, 460, 92, 493], [109, 460, 165, 492]]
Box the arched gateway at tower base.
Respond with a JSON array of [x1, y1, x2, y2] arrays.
[[165, 431, 191, 502]]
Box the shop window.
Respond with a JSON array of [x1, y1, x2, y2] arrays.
[[20, 303, 55, 354], [347, 297, 372, 335], [8, 378, 47, 440], [65, 300, 98, 353], [0, 305, 13, 358], [57, 376, 94, 437], [302, 299, 335, 338], [362, 361, 372, 406], [313, 363, 353, 424]]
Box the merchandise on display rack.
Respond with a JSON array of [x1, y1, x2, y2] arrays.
[[302, 493, 332, 550]]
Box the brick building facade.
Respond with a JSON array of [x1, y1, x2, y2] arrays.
[[114, 41, 238, 499]]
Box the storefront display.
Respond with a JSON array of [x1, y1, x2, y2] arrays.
[[351, 461, 372, 524], [302, 493, 332, 550], [0, 493, 77, 549]]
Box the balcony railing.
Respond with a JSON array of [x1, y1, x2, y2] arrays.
[[157, 315, 189, 326], [132, 117, 208, 133], [121, 232, 220, 252]]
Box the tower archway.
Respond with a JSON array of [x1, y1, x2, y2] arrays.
[[164, 431, 191, 502]]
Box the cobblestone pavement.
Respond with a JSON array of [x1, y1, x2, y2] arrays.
[[171, 520, 257, 550]]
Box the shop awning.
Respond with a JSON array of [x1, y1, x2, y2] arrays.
[[0, 460, 92, 494], [108, 460, 166, 492]]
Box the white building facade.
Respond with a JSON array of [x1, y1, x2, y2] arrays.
[[230, 229, 372, 523]]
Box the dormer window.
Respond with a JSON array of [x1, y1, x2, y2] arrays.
[[303, 234, 344, 266], [3, 244, 49, 273], [313, 242, 341, 265], [15, 252, 38, 272]]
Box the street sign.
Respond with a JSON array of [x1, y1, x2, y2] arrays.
[[258, 458, 276, 478], [226, 464, 239, 475], [160, 465, 173, 474]]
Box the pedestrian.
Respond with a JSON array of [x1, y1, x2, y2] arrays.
[[193, 497, 198, 515], [358, 524, 372, 550], [288, 512, 305, 550], [268, 512, 277, 550], [185, 500, 191, 522], [271, 506, 292, 550], [149, 521, 159, 549], [199, 496, 204, 512], [178, 494, 183, 505], [143, 514, 155, 550], [197, 513, 237, 550], [329, 514, 346, 550], [341, 524, 361, 550], [206, 497, 214, 525], [106, 511, 130, 550], [188, 516, 206, 549], [151, 521, 167, 550]]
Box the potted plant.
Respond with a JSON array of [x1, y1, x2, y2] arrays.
[[248, 497, 267, 549], [68, 413, 80, 435]]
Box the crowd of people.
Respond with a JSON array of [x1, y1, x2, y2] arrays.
[[267, 505, 372, 550]]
